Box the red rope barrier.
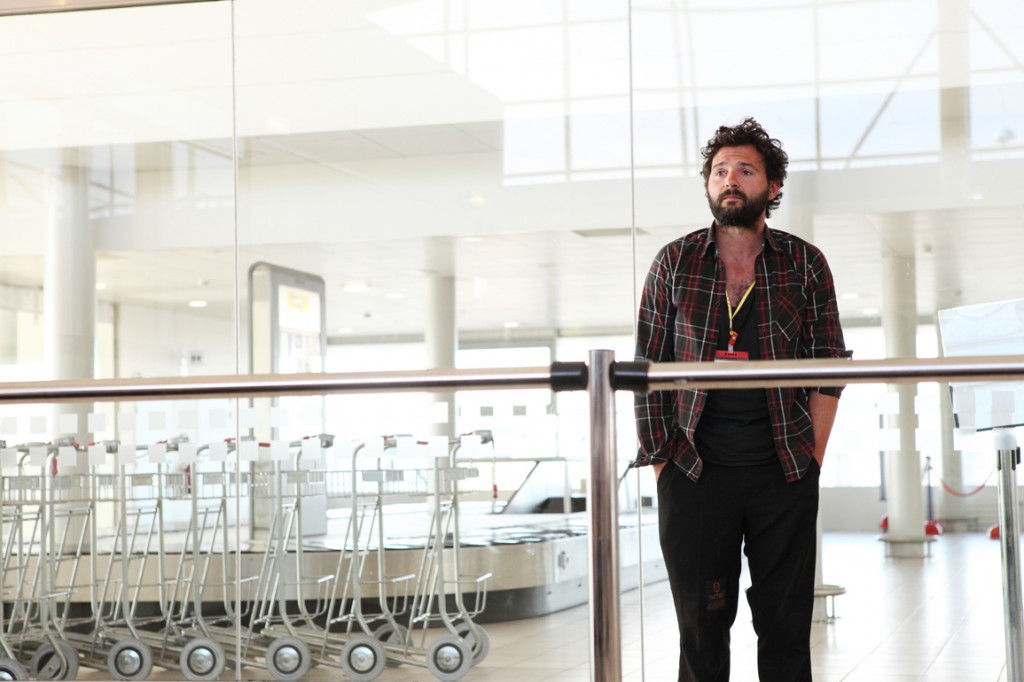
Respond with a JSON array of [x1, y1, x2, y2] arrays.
[[938, 466, 997, 498]]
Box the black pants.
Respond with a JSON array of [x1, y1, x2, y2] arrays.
[[657, 459, 819, 682]]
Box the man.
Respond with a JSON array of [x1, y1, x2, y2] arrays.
[[633, 117, 846, 682]]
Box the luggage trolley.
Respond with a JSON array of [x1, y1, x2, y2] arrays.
[[332, 436, 491, 681], [243, 435, 335, 682], [89, 464, 161, 681], [249, 435, 399, 681], [256, 435, 458, 682], [162, 453, 261, 682], [0, 444, 38, 680], [35, 441, 163, 682], [398, 438, 492, 681], [328, 436, 423, 682], [96, 438, 256, 682], [178, 437, 333, 681], [0, 442, 92, 681], [81, 438, 224, 682], [83, 440, 198, 682], [0, 445, 48, 681], [51, 439, 227, 682], [0, 439, 30, 681]]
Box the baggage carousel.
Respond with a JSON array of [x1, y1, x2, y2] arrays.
[[38, 504, 664, 624]]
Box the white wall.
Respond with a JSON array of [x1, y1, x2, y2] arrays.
[[820, 485, 1000, 533], [115, 302, 236, 378]]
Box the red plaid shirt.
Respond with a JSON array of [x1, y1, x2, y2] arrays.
[[633, 225, 846, 483]]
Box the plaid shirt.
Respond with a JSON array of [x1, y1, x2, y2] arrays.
[[633, 225, 846, 483]]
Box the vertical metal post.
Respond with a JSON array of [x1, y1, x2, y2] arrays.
[[995, 428, 1024, 682], [587, 349, 622, 682]]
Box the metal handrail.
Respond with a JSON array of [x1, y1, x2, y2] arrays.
[[0, 362, 589, 404], [1, 355, 1022, 405], [614, 354, 1024, 392]]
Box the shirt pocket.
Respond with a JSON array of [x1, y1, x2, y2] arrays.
[[767, 285, 806, 345]]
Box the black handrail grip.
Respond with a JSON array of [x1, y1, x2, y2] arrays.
[[550, 361, 588, 392], [610, 360, 651, 392]]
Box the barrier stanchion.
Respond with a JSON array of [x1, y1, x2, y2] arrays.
[[995, 428, 1024, 682], [587, 349, 621, 682]]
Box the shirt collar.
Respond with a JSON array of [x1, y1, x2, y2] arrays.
[[700, 222, 778, 257]]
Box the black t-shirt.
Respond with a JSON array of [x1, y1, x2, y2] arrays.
[[694, 287, 777, 466]]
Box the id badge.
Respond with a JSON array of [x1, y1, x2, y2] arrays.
[[714, 350, 749, 362]]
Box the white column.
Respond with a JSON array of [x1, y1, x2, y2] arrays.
[[779, 198, 837, 616], [45, 153, 95, 457], [879, 221, 927, 557], [425, 238, 457, 440], [44, 152, 95, 552]]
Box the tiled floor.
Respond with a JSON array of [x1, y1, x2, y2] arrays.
[[75, 532, 1010, 681], [445, 531, 1009, 682]]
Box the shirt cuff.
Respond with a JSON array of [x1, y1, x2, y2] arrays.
[[631, 454, 669, 468]]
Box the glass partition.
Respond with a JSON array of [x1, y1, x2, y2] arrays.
[[0, 380, 609, 681], [628, 0, 1024, 679], [2, 0, 1024, 679]]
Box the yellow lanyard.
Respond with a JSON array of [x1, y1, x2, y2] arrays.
[[725, 280, 756, 351]]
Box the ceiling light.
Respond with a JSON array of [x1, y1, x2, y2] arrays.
[[503, 321, 520, 329], [95, 283, 107, 291], [188, 300, 208, 308], [841, 293, 859, 300], [385, 292, 404, 300], [343, 280, 370, 293], [469, 194, 486, 207], [862, 307, 879, 316], [337, 327, 354, 334]]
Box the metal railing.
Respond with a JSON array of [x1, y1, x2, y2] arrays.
[[0, 362, 589, 403], [2, 351, 1024, 682], [614, 354, 1024, 391]]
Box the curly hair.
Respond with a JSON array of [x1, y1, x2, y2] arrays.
[[700, 117, 788, 218]]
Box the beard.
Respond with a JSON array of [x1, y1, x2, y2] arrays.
[[708, 187, 770, 230]]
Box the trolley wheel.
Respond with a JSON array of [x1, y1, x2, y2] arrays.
[[426, 635, 472, 682], [0, 658, 28, 681], [455, 622, 490, 666], [30, 640, 79, 681], [339, 636, 386, 682], [179, 637, 225, 681], [107, 638, 153, 681], [266, 636, 311, 682], [372, 622, 409, 667]]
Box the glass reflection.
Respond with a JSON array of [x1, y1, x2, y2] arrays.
[[0, 0, 1022, 678]]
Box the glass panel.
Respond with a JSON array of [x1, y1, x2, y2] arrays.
[[0, 4, 242, 680], [4, 0, 1023, 679], [0, 4, 239, 383], [631, 0, 1024, 678], [232, 0, 637, 655]]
